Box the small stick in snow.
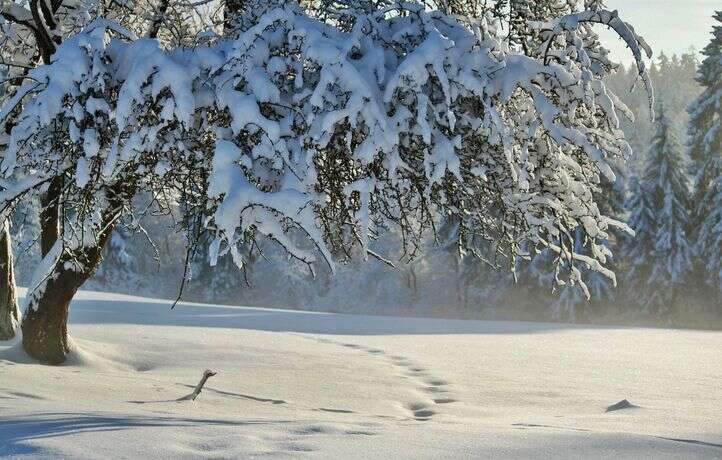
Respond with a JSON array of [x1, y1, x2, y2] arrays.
[[180, 369, 217, 401]]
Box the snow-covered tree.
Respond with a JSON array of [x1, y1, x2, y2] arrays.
[[188, 231, 250, 303], [0, 1, 652, 363], [528, 152, 627, 321], [583, 155, 627, 313], [0, 0, 217, 356], [688, 11, 721, 181], [552, 232, 586, 321], [623, 174, 653, 297], [9, 195, 41, 283], [689, 11, 722, 296], [696, 158, 722, 299], [0, 3, 83, 340], [625, 106, 692, 316], [552, 232, 621, 322]]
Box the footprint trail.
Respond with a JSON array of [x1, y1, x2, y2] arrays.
[[306, 336, 458, 422]]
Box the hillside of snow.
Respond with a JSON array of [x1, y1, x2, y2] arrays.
[[1, 290, 721, 459]]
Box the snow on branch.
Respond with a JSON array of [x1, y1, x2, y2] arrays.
[[534, 9, 655, 119], [0, 2, 654, 292], [0, 0, 34, 24]]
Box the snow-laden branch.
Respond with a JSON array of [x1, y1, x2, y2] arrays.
[[534, 9, 655, 119], [0, 0, 35, 24], [0, 2, 654, 291]]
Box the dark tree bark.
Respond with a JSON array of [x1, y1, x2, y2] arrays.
[[39, 177, 63, 257], [21, 265, 87, 363], [147, 0, 171, 39], [21, 222, 117, 364], [21, 185, 128, 364], [0, 221, 19, 340]]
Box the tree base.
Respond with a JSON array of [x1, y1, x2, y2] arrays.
[[21, 302, 71, 365], [0, 319, 18, 341]]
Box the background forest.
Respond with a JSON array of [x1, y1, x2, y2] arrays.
[[6, 47, 720, 328]]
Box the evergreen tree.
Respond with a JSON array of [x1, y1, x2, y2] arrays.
[[625, 106, 692, 317], [690, 11, 722, 296], [696, 157, 722, 297], [688, 11, 722, 180], [187, 231, 248, 303], [623, 175, 654, 312], [94, 226, 139, 291]]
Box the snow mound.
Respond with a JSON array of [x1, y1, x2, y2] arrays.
[[0, 336, 132, 371]]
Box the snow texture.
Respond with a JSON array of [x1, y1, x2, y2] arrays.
[[1, 289, 721, 458]]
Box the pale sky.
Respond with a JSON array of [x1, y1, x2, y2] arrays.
[[597, 0, 718, 63]]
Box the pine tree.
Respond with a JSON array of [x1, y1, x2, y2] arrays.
[[688, 10, 722, 181], [696, 157, 722, 297], [93, 226, 139, 292], [689, 11, 722, 296], [624, 175, 654, 294], [625, 106, 692, 317]]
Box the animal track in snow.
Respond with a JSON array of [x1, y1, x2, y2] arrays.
[[404, 402, 437, 421], [305, 336, 457, 422]]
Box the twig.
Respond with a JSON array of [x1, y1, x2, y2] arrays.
[[367, 248, 396, 268], [179, 369, 217, 401]]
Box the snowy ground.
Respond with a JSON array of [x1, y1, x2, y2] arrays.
[[1, 290, 721, 459]]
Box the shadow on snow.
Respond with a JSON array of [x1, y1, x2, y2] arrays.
[[0, 411, 285, 456]]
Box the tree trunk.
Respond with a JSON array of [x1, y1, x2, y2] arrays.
[[21, 185, 123, 364], [39, 177, 62, 257], [21, 261, 95, 363], [0, 221, 19, 340]]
